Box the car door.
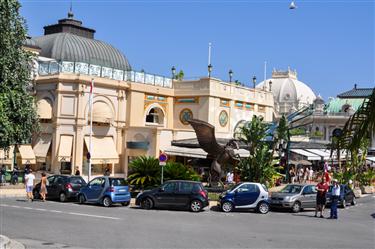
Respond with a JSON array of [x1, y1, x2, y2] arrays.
[[175, 182, 194, 207], [45, 176, 55, 198], [86, 177, 105, 201], [49, 176, 64, 199], [154, 182, 178, 208], [301, 185, 316, 208], [234, 183, 260, 207]]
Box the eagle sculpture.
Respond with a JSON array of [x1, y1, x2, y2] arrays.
[[188, 119, 240, 186]]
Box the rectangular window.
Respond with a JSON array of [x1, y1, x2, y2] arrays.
[[235, 101, 243, 108], [220, 99, 230, 107]]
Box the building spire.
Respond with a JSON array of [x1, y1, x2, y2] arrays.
[[68, 1, 74, 19]]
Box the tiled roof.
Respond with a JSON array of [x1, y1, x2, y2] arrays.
[[337, 88, 374, 98], [324, 98, 364, 113]]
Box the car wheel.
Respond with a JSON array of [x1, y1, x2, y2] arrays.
[[340, 199, 346, 208], [221, 201, 234, 213], [59, 192, 67, 202], [140, 198, 153, 210], [257, 202, 270, 214], [351, 197, 356, 206], [190, 200, 202, 212], [103, 196, 112, 207], [78, 194, 86, 204], [122, 201, 130, 207], [292, 201, 301, 213]]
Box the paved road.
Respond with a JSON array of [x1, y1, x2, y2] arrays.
[[1, 196, 374, 249]]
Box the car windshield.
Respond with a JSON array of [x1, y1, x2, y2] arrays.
[[110, 178, 128, 186], [280, 185, 302, 194], [70, 177, 85, 185]]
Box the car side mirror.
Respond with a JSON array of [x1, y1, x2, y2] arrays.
[[159, 187, 164, 192]]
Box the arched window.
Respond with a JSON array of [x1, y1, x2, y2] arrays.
[[145, 107, 164, 125], [233, 120, 247, 139]]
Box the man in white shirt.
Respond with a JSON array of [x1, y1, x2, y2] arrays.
[[329, 179, 340, 219], [24, 169, 35, 201]]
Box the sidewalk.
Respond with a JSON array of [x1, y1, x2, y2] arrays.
[[0, 235, 25, 249]]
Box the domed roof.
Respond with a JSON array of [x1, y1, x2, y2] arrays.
[[32, 33, 131, 71], [257, 69, 316, 110]]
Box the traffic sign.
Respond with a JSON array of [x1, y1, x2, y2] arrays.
[[159, 161, 166, 166], [159, 153, 168, 162]]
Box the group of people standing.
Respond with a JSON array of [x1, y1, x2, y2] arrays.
[[289, 166, 314, 184], [315, 176, 341, 219], [24, 170, 48, 202]]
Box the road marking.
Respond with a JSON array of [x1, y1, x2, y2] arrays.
[[0, 204, 121, 220], [67, 212, 120, 220]]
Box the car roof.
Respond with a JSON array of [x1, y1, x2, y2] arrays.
[[165, 180, 201, 184]]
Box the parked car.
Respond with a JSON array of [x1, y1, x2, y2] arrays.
[[78, 176, 131, 207], [135, 180, 209, 212], [325, 184, 356, 208], [270, 184, 317, 213], [33, 175, 86, 202], [218, 182, 270, 214]]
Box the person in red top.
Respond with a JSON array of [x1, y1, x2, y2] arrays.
[[315, 177, 329, 218]]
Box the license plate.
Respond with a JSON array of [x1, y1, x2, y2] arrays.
[[119, 189, 126, 192]]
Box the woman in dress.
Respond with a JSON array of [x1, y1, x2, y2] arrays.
[[40, 172, 47, 201]]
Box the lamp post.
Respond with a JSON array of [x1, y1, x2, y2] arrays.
[[229, 69, 233, 83], [269, 80, 272, 91], [208, 64, 213, 78], [171, 66, 176, 79], [252, 76, 257, 89]]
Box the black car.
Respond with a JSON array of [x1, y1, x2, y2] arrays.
[[135, 180, 209, 212], [33, 175, 86, 202], [326, 184, 356, 208]]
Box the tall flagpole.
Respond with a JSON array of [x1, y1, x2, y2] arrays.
[[264, 61, 267, 90], [208, 42, 212, 76], [88, 78, 94, 182]]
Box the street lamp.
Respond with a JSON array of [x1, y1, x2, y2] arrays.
[[229, 69, 233, 83], [269, 80, 273, 91], [208, 64, 213, 78], [252, 76, 257, 89], [171, 66, 176, 79]]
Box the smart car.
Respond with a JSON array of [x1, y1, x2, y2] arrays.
[[78, 176, 131, 207], [218, 182, 270, 214]]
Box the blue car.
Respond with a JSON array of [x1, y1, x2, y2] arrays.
[[78, 176, 131, 207], [218, 182, 270, 214]]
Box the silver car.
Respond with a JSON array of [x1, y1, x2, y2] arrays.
[[270, 184, 317, 213]]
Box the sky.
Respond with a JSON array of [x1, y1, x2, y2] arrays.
[[20, 0, 374, 100]]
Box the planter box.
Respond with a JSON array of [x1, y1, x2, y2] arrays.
[[360, 185, 374, 194], [353, 188, 362, 198]]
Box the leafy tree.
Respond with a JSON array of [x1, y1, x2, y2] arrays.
[[0, 0, 38, 150], [128, 156, 160, 189], [164, 161, 200, 181], [236, 115, 280, 186]]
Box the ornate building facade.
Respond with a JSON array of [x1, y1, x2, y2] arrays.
[[0, 13, 274, 178]]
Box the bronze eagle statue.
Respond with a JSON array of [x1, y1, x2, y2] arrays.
[[188, 119, 240, 186]]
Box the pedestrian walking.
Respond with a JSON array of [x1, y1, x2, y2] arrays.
[[315, 177, 329, 218], [329, 179, 340, 219], [289, 167, 296, 183], [0, 165, 6, 184], [39, 172, 48, 201], [298, 167, 304, 183], [303, 167, 308, 183], [308, 167, 314, 183], [24, 169, 35, 201], [11, 165, 19, 185], [104, 167, 110, 176], [75, 166, 80, 176]]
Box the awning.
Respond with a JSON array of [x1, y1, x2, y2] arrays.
[[289, 159, 312, 166], [33, 134, 52, 162], [58, 135, 73, 162], [18, 145, 36, 164], [306, 149, 331, 160], [84, 136, 119, 164], [290, 149, 321, 161], [164, 146, 250, 159], [366, 156, 375, 163], [0, 146, 14, 165]]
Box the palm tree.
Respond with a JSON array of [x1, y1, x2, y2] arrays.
[[128, 156, 160, 189]]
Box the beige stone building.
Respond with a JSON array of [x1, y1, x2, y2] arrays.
[[1, 13, 274, 178]]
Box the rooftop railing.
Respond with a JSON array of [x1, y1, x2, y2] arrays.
[[37, 60, 173, 88]]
